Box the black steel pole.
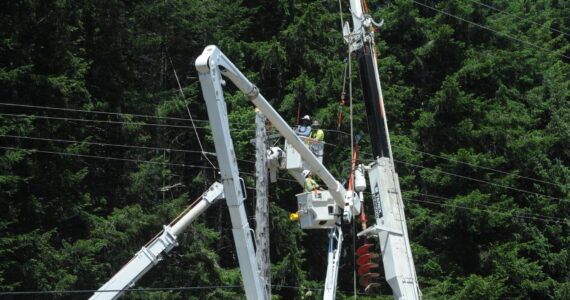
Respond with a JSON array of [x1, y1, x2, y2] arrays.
[[356, 42, 390, 158]]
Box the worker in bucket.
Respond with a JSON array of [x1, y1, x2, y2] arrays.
[[302, 169, 321, 193], [308, 120, 325, 156], [295, 115, 312, 137]]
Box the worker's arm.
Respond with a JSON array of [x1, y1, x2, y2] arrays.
[[297, 125, 311, 137]]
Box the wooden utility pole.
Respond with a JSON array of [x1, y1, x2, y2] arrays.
[[254, 108, 271, 299]]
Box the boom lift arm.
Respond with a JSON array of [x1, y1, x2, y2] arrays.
[[195, 45, 357, 219], [90, 182, 224, 300], [195, 45, 356, 300]]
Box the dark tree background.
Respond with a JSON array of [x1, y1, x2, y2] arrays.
[[1, 0, 568, 299]]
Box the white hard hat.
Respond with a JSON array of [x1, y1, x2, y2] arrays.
[[302, 115, 311, 121], [302, 169, 311, 178]]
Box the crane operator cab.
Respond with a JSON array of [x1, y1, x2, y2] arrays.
[[294, 190, 339, 229]]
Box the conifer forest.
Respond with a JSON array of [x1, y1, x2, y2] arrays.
[[1, 0, 569, 299]]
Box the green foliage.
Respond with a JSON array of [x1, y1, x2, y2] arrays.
[[1, 0, 569, 299]]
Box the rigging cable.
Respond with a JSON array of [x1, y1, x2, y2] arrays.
[[168, 54, 217, 170], [347, 23, 358, 300]]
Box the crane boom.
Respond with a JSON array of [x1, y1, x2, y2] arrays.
[[345, 0, 421, 299], [90, 182, 224, 300]]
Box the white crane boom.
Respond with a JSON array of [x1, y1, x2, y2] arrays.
[[345, 0, 421, 298], [90, 182, 224, 300], [323, 226, 343, 300]]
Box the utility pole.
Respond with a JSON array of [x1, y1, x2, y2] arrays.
[[254, 108, 271, 299]]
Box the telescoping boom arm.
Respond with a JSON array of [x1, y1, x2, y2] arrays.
[[90, 182, 224, 300], [345, 0, 421, 299]]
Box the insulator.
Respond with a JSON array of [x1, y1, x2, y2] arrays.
[[355, 164, 366, 192]]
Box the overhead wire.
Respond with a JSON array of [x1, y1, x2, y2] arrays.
[[0, 146, 216, 170], [411, 0, 570, 60], [0, 136, 260, 165], [468, 0, 570, 37], [394, 159, 570, 203], [0, 285, 381, 296], [0, 102, 259, 127], [393, 145, 567, 189], [0, 112, 259, 132], [405, 197, 568, 225], [0, 102, 194, 122], [0, 112, 196, 129], [0, 286, 243, 296], [0, 146, 297, 184], [317, 128, 564, 189], [413, 192, 568, 223], [355, 148, 567, 201], [0, 134, 215, 155]]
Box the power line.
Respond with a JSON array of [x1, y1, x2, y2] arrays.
[[405, 197, 568, 225], [394, 145, 565, 189], [411, 0, 570, 60], [468, 0, 570, 37], [0, 102, 359, 131], [0, 285, 242, 296], [0, 102, 258, 127], [395, 159, 569, 203], [0, 146, 299, 184], [0, 146, 217, 170], [359, 147, 566, 192], [0, 134, 213, 155], [323, 128, 564, 189], [0, 112, 196, 129], [0, 285, 381, 296], [413, 192, 568, 223], [0, 112, 260, 132], [0, 102, 194, 122]]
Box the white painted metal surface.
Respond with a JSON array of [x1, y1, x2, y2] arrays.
[[196, 49, 267, 300], [296, 191, 338, 229], [323, 226, 343, 300], [358, 158, 421, 300], [90, 182, 224, 300]]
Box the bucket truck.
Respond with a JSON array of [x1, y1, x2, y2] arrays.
[[195, 45, 359, 300]]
